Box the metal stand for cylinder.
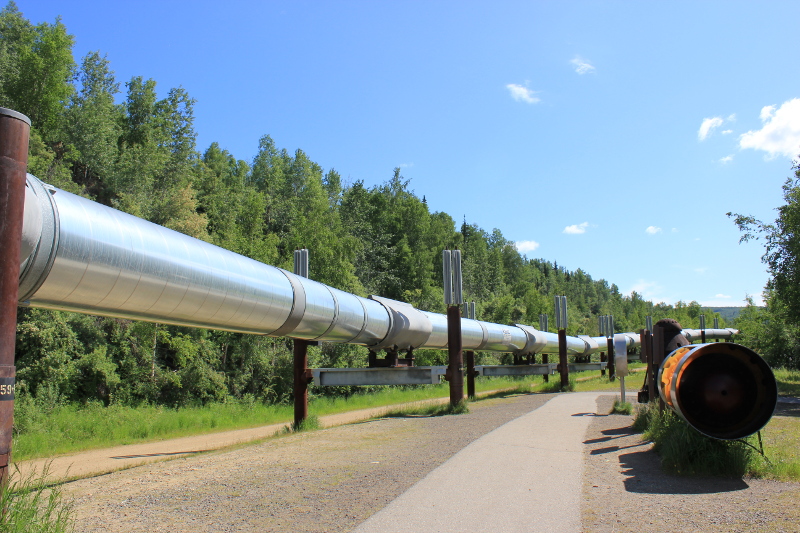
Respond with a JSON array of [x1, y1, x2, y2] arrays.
[[0, 108, 30, 487]]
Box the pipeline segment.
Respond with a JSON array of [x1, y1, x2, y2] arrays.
[[17, 174, 735, 356], [658, 343, 777, 440]]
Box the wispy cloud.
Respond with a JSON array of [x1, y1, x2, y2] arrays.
[[506, 83, 540, 104], [515, 240, 540, 253], [715, 293, 731, 299], [563, 222, 589, 235], [398, 162, 414, 168], [722, 129, 733, 135], [570, 56, 595, 75], [627, 280, 668, 303], [694, 267, 708, 274], [739, 98, 800, 159], [645, 226, 662, 235], [719, 154, 734, 164], [698, 117, 724, 141]]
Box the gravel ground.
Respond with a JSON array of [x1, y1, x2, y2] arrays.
[[582, 396, 800, 533], [62, 393, 800, 532]]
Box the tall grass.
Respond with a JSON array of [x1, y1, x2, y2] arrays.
[[0, 465, 73, 533], [774, 367, 800, 397], [634, 402, 756, 477]]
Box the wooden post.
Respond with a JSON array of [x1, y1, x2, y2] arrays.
[[0, 108, 30, 487], [446, 305, 463, 406], [558, 329, 569, 390], [293, 339, 310, 428]]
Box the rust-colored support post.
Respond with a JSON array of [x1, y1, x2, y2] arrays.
[[0, 108, 30, 488], [600, 352, 606, 376], [542, 353, 549, 382], [701, 329, 706, 343], [558, 329, 569, 390], [644, 330, 655, 402], [446, 305, 463, 406], [606, 337, 615, 381], [293, 339, 310, 428], [652, 325, 665, 410], [465, 350, 476, 400]]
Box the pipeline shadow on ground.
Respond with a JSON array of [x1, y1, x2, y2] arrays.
[[618, 449, 750, 494]]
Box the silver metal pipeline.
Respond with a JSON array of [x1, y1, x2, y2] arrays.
[[17, 174, 735, 356]]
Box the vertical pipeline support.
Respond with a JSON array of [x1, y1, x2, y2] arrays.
[[652, 325, 666, 410], [0, 108, 30, 487], [465, 301, 476, 400], [607, 337, 615, 381], [644, 329, 655, 402], [558, 329, 569, 390], [293, 249, 310, 427], [447, 305, 464, 406], [293, 339, 310, 428]]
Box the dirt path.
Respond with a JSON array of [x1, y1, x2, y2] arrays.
[[55, 393, 800, 532]]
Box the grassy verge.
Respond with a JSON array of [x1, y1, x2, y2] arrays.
[[12, 376, 541, 461], [633, 401, 800, 481], [0, 464, 73, 533], [774, 367, 800, 397]]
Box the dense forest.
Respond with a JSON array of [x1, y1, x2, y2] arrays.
[[0, 3, 729, 408]]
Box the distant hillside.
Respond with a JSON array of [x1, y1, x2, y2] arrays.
[[705, 307, 748, 322]]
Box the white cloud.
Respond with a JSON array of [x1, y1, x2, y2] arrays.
[[563, 222, 589, 234], [722, 129, 733, 135], [570, 56, 595, 75], [719, 155, 734, 164], [694, 267, 708, 274], [715, 293, 731, 299], [698, 117, 724, 141], [739, 98, 800, 159], [627, 280, 668, 303], [515, 240, 540, 253], [645, 226, 662, 235], [506, 83, 540, 104], [727, 114, 737, 122], [398, 162, 414, 168], [671, 228, 678, 233]]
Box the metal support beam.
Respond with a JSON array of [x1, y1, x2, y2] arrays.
[[465, 350, 476, 399], [558, 329, 569, 389], [0, 108, 29, 487], [446, 305, 464, 406], [293, 339, 311, 428], [312, 366, 445, 386], [476, 364, 556, 377], [606, 337, 615, 381]]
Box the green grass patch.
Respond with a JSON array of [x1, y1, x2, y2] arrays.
[[12, 376, 540, 461], [633, 402, 756, 477], [285, 415, 320, 434], [611, 400, 633, 415], [774, 367, 800, 397], [0, 464, 74, 533]]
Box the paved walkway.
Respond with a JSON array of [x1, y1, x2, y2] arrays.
[[354, 392, 611, 533]]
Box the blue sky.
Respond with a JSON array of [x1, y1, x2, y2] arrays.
[[18, 0, 800, 308]]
